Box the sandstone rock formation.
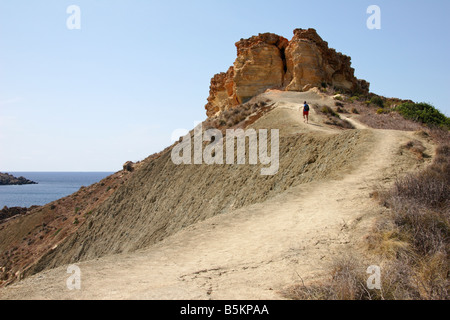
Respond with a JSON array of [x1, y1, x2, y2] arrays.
[[205, 28, 369, 117], [234, 33, 289, 106]]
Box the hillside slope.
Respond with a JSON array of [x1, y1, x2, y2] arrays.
[[0, 90, 434, 299], [25, 91, 369, 275]]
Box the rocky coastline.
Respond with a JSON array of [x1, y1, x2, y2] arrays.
[[0, 172, 37, 186]]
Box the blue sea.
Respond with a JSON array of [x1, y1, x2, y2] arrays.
[[0, 172, 114, 208]]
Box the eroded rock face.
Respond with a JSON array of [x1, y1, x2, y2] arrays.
[[233, 33, 289, 105], [284, 28, 365, 92], [205, 33, 288, 118], [205, 67, 237, 118], [205, 28, 369, 117]]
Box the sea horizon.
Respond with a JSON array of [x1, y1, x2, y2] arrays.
[[0, 172, 114, 208]]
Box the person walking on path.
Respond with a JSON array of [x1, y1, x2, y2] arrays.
[[302, 101, 310, 124]]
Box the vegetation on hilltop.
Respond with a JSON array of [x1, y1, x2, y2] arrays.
[[395, 102, 450, 129]]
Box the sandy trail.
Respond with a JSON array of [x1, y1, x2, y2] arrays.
[[253, 89, 338, 135], [0, 92, 430, 300]]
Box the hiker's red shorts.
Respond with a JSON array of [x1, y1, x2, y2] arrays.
[[303, 111, 309, 116]]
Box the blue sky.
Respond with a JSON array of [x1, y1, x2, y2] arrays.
[[1, 0, 449, 171]]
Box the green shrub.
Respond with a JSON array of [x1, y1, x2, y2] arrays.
[[370, 96, 384, 108], [396, 102, 450, 129]]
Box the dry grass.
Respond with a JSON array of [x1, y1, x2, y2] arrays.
[[401, 140, 427, 160], [313, 104, 355, 129], [284, 255, 368, 300], [370, 139, 449, 299], [284, 255, 420, 300], [325, 91, 423, 131], [355, 105, 423, 131], [204, 99, 275, 132], [286, 132, 449, 300]]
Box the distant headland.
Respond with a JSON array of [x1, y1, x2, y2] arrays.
[[0, 172, 38, 185]]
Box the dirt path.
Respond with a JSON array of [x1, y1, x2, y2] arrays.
[[0, 93, 431, 300], [252, 89, 338, 135]]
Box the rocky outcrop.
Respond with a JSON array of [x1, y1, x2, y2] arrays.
[[0, 173, 37, 185], [205, 28, 369, 117], [284, 28, 369, 92], [205, 67, 237, 117], [205, 33, 288, 118], [123, 161, 135, 172], [0, 206, 39, 223], [233, 33, 289, 106]]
